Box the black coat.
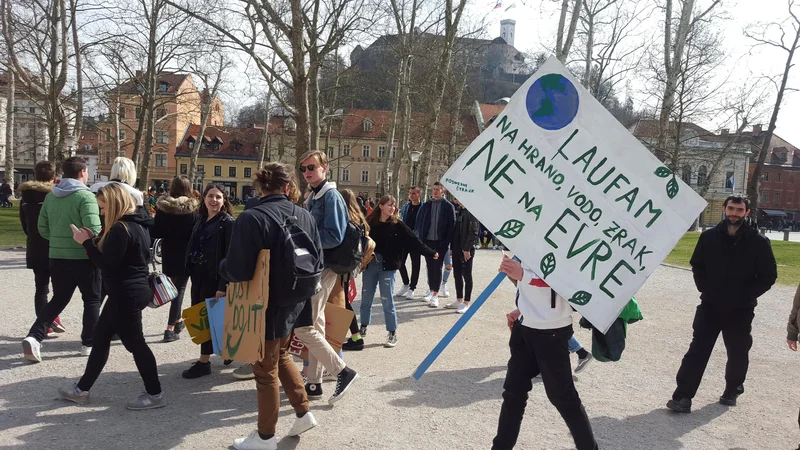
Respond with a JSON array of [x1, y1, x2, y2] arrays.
[[18, 181, 52, 270], [186, 212, 235, 292], [220, 194, 320, 340], [150, 195, 199, 277], [82, 213, 153, 310], [690, 220, 777, 309], [368, 219, 436, 271], [452, 206, 480, 251]]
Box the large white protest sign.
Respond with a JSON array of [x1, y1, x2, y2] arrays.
[[442, 56, 707, 333]]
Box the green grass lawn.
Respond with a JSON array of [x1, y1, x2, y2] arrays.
[[0, 200, 25, 247]]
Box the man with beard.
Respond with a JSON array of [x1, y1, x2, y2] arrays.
[[667, 195, 777, 413]]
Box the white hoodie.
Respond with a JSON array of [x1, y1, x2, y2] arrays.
[[91, 180, 144, 206], [516, 262, 573, 330]]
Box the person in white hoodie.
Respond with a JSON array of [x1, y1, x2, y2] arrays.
[[492, 254, 598, 450], [91, 157, 144, 208]]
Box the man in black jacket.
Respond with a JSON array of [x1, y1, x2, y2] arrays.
[[414, 182, 456, 308], [667, 195, 777, 413]]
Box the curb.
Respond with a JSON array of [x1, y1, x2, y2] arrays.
[[659, 263, 691, 272]]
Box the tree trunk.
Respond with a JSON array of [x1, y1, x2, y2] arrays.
[[290, 0, 310, 164], [556, 0, 582, 62], [381, 57, 404, 195], [308, 62, 321, 152], [583, 14, 593, 88], [69, 0, 82, 137], [4, 67, 14, 184]]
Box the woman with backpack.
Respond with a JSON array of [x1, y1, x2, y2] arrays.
[[338, 189, 372, 351], [150, 176, 199, 342], [360, 195, 438, 347], [181, 184, 235, 379], [60, 183, 165, 410]]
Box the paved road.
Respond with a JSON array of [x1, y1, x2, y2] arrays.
[[0, 248, 798, 449]]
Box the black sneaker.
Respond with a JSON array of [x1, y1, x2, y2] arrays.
[[666, 397, 691, 413], [359, 325, 367, 337], [342, 338, 364, 351], [306, 383, 323, 400], [174, 321, 186, 335], [182, 361, 211, 379], [329, 367, 359, 405], [719, 390, 739, 406], [163, 330, 180, 342], [736, 384, 744, 395]]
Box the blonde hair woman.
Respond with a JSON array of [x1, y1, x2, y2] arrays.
[[60, 183, 165, 410], [90, 157, 144, 206]]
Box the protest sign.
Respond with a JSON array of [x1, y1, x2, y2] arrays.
[[441, 56, 706, 333], [181, 302, 210, 345], [205, 297, 225, 356], [288, 303, 354, 360], [222, 249, 269, 363]]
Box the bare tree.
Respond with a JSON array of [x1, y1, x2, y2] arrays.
[[187, 50, 231, 181], [556, 0, 583, 62], [3, 67, 14, 183]]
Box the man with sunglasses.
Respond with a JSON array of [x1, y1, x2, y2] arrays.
[[293, 150, 359, 405]]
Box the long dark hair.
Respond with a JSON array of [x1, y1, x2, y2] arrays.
[[169, 176, 193, 198], [199, 183, 234, 218], [367, 195, 399, 226], [340, 188, 370, 232]]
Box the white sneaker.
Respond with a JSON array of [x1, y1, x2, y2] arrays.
[[440, 286, 450, 298], [288, 411, 318, 436], [444, 300, 461, 309], [234, 431, 277, 450], [421, 291, 433, 303], [80, 346, 92, 357], [396, 285, 410, 297], [429, 296, 439, 308], [456, 303, 470, 314], [385, 332, 398, 348], [405, 289, 415, 300], [22, 336, 42, 362]]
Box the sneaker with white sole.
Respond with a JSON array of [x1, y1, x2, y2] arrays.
[[405, 289, 415, 300], [288, 411, 318, 436], [429, 296, 439, 308], [456, 303, 470, 314], [385, 332, 398, 348], [421, 291, 433, 303], [22, 336, 42, 362], [51, 316, 67, 333], [444, 300, 461, 309], [396, 285, 410, 297], [329, 367, 358, 405], [232, 364, 255, 380], [575, 353, 594, 374], [126, 392, 167, 410], [234, 431, 277, 450], [58, 383, 90, 405], [80, 346, 92, 357], [440, 286, 450, 298]]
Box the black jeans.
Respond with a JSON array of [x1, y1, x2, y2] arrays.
[[77, 298, 161, 395], [493, 322, 597, 450], [399, 250, 421, 290], [673, 303, 755, 400], [32, 267, 51, 321], [27, 259, 101, 345], [452, 243, 474, 303], [190, 273, 217, 356], [423, 239, 448, 292], [167, 274, 189, 326]]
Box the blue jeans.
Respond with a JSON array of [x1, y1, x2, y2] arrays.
[[568, 335, 583, 353], [360, 255, 398, 332]]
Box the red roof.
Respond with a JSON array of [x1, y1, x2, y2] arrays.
[[176, 124, 264, 159], [479, 104, 506, 124], [111, 72, 190, 95]]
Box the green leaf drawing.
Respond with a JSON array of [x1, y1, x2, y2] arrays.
[[568, 291, 592, 306], [496, 219, 525, 239], [666, 177, 679, 199], [540, 252, 557, 279], [654, 166, 672, 178]]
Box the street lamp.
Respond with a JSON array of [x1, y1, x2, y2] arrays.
[[410, 150, 421, 186]]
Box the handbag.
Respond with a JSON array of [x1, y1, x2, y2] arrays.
[[148, 239, 179, 308]]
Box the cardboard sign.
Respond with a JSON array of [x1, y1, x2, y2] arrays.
[[288, 302, 355, 360], [222, 249, 270, 363], [181, 302, 211, 345], [441, 56, 707, 333]]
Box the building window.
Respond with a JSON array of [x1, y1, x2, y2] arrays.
[[376, 171, 381, 182], [29, 106, 36, 114], [157, 108, 168, 119], [328, 146, 334, 155], [105, 152, 111, 165], [229, 166, 236, 177], [681, 164, 691, 184], [156, 130, 169, 144], [119, 129, 126, 141], [777, 172, 783, 183], [455, 123, 463, 136], [696, 165, 707, 187], [244, 167, 251, 178], [197, 164, 204, 175], [363, 119, 373, 132], [763, 172, 770, 181], [775, 192, 781, 203], [155, 153, 168, 168], [118, 106, 126, 119], [135, 107, 142, 119], [180, 164, 187, 175], [391, 146, 397, 159], [361, 170, 369, 183], [343, 144, 351, 156], [342, 169, 350, 182], [214, 166, 221, 176], [106, 128, 111, 141], [378, 145, 386, 158], [725, 171, 735, 189], [362, 145, 370, 158], [159, 82, 169, 93], [761, 191, 768, 203]]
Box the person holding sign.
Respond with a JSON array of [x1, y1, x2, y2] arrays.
[[414, 182, 456, 308], [220, 163, 321, 450], [493, 255, 598, 450], [667, 195, 776, 413]]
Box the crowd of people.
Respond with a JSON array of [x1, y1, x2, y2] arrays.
[[13, 150, 799, 449]]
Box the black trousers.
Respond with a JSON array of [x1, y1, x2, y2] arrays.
[[190, 273, 217, 356], [423, 239, 448, 292], [77, 296, 161, 395], [673, 303, 755, 400], [399, 250, 421, 290], [27, 259, 101, 346], [32, 267, 51, 322], [451, 242, 474, 303], [493, 322, 597, 450], [167, 274, 189, 326]]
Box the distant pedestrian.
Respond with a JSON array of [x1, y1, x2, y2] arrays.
[[444, 198, 479, 314], [414, 181, 455, 308], [396, 186, 424, 300]]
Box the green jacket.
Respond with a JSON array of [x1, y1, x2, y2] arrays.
[[38, 178, 102, 260]]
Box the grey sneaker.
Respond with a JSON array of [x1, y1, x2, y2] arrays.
[[575, 353, 594, 374], [384, 332, 398, 348], [59, 384, 90, 405], [126, 392, 167, 410], [232, 364, 255, 380]]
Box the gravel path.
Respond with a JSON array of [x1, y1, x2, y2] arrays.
[[0, 248, 798, 449]]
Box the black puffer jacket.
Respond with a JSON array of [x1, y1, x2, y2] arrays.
[[690, 220, 777, 309], [186, 212, 235, 292], [19, 181, 53, 270], [150, 195, 199, 277]]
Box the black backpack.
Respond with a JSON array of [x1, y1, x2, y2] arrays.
[[260, 204, 323, 307], [324, 221, 367, 275]]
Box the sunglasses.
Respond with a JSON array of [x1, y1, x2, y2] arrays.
[[298, 164, 317, 173]]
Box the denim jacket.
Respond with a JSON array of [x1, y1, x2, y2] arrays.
[[306, 181, 348, 251]]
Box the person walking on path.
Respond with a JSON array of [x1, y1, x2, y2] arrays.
[[150, 176, 199, 342], [396, 186, 424, 300], [181, 184, 235, 379], [493, 255, 598, 450], [414, 181, 455, 308], [90, 157, 145, 209], [58, 183, 165, 410], [22, 157, 102, 362], [339, 189, 371, 352], [444, 198, 479, 314], [295, 149, 358, 404], [221, 163, 319, 450], [667, 195, 777, 413], [19, 161, 66, 337], [359, 195, 437, 348]]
